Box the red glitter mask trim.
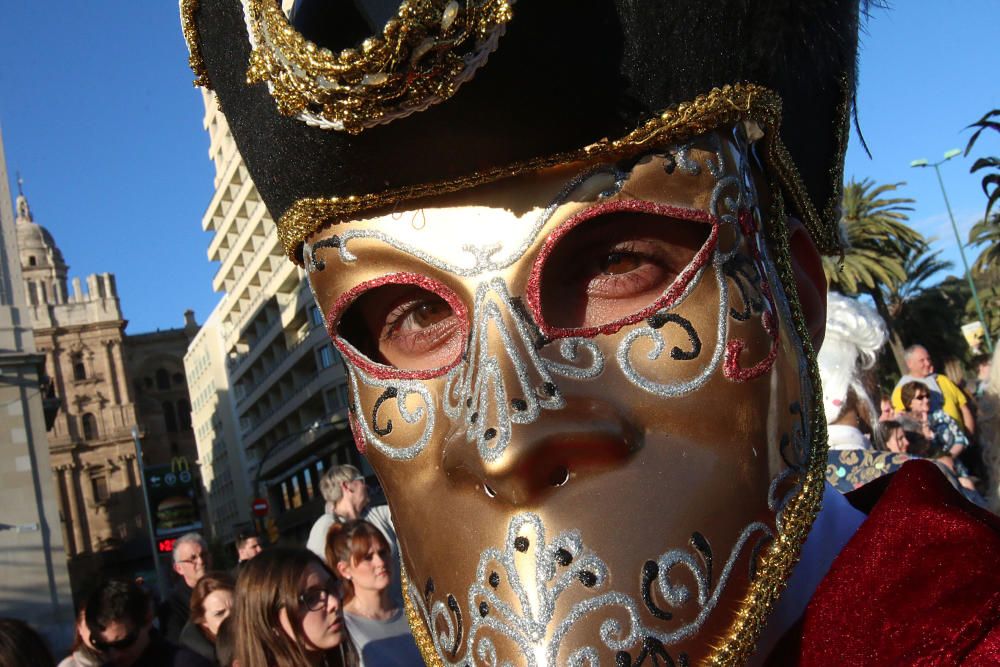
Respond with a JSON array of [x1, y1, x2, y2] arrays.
[[723, 211, 780, 382], [326, 272, 469, 381], [524, 200, 719, 340]]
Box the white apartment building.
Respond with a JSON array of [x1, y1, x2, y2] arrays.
[[186, 89, 361, 546]]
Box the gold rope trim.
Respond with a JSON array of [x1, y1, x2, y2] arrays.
[[180, 0, 212, 89], [245, 0, 513, 133], [281, 82, 842, 263]]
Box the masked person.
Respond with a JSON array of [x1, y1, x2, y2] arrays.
[[182, 1, 1000, 663]]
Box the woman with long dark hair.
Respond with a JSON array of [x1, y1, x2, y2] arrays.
[[234, 547, 355, 667]]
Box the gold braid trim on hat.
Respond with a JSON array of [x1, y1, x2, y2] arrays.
[[281, 82, 843, 263], [243, 0, 513, 133], [180, 0, 212, 89]]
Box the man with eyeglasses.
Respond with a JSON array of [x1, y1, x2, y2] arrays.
[[160, 532, 212, 643], [85, 577, 212, 667]]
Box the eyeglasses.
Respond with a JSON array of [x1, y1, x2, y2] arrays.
[[298, 580, 342, 612], [92, 627, 140, 652], [177, 554, 206, 565]]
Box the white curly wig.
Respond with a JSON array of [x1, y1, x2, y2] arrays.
[[816, 292, 888, 426]]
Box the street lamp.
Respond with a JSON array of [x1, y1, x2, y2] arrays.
[[910, 149, 994, 353]]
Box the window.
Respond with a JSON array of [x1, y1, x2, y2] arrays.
[[91, 472, 109, 503], [28, 255, 37, 266], [81, 413, 97, 440], [310, 305, 324, 327], [319, 344, 335, 370], [177, 400, 192, 431], [72, 354, 86, 381], [172, 372, 184, 385], [156, 368, 170, 390], [162, 401, 178, 433]]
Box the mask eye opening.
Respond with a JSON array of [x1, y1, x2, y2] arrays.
[[326, 272, 468, 381], [524, 200, 720, 340]]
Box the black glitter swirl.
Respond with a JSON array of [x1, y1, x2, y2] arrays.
[[514, 536, 529, 552], [511, 398, 528, 412], [724, 253, 764, 321], [646, 312, 701, 361], [640, 560, 672, 621], [578, 570, 598, 588], [616, 637, 676, 667], [478, 601, 489, 617], [446, 594, 462, 656], [488, 571, 500, 588], [307, 235, 341, 272], [372, 387, 398, 436], [508, 297, 548, 349], [690, 532, 713, 586]]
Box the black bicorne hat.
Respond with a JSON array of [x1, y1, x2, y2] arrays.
[[181, 0, 860, 263]]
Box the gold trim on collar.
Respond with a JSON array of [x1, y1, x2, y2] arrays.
[[280, 83, 843, 263], [243, 0, 513, 133]]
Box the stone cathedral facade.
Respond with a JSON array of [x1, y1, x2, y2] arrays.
[[15, 188, 199, 600]]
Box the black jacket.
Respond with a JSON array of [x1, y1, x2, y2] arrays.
[[158, 582, 193, 644]]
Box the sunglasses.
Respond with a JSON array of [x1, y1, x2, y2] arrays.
[[92, 627, 140, 652], [298, 580, 343, 612]]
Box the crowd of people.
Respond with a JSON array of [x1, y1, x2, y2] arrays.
[[820, 292, 1000, 507], [0, 465, 421, 667]]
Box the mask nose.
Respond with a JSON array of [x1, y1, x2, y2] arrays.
[[440, 278, 638, 505], [443, 398, 640, 505]]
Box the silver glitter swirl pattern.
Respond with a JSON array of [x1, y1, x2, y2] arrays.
[[443, 277, 605, 463], [345, 364, 435, 460], [408, 513, 775, 666]]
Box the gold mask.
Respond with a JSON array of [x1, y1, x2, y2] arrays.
[[305, 125, 825, 665]]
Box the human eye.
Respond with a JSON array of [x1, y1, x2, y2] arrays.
[[530, 206, 714, 333], [332, 273, 467, 376]]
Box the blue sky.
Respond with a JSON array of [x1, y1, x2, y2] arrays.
[[1, 2, 998, 334]]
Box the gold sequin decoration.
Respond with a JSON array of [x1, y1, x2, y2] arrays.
[[179, 0, 212, 89], [244, 0, 513, 133], [401, 568, 441, 667], [281, 83, 843, 263]]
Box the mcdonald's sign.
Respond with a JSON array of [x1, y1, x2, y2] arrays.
[[145, 457, 202, 538]]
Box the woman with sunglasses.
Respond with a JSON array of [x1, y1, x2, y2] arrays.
[[234, 547, 356, 667], [180, 572, 235, 662], [900, 380, 969, 461], [326, 521, 421, 667]]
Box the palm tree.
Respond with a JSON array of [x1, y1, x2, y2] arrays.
[[968, 212, 1000, 274], [964, 109, 1000, 222], [823, 179, 921, 295], [825, 179, 947, 373]]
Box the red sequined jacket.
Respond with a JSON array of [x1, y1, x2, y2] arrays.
[[767, 460, 1000, 665]]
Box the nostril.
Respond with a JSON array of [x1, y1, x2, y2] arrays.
[[549, 466, 570, 487]]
